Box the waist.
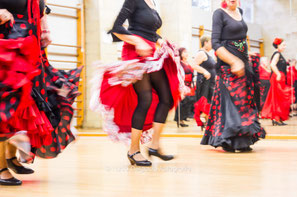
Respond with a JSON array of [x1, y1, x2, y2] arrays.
[[129, 28, 159, 43], [122, 35, 156, 61], [225, 39, 248, 53]]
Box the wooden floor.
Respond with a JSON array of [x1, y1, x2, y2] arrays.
[[79, 115, 297, 138], [2, 137, 297, 197]]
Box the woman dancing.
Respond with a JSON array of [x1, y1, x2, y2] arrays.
[[0, 0, 82, 185], [200, 0, 266, 153], [174, 48, 196, 127], [194, 36, 216, 131], [262, 38, 295, 125], [259, 57, 271, 111], [91, 0, 186, 166], [287, 59, 297, 116]]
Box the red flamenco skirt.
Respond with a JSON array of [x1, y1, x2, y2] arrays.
[[0, 36, 53, 147], [262, 72, 295, 121], [194, 96, 211, 127], [90, 38, 187, 144]]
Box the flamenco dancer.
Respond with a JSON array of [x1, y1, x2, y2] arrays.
[[0, 0, 82, 185], [250, 53, 261, 111], [259, 57, 271, 111], [287, 59, 297, 116], [262, 38, 295, 125], [174, 48, 196, 127], [200, 0, 266, 153], [194, 35, 216, 131], [90, 0, 187, 166]]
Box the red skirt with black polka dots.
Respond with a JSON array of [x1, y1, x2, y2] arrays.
[[0, 35, 53, 148]]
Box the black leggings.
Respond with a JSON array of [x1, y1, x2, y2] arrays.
[[132, 69, 174, 130]]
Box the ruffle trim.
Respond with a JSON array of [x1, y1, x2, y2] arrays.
[[90, 41, 189, 144]]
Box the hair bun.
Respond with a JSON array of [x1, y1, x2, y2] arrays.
[[273, 38, 283, 46]]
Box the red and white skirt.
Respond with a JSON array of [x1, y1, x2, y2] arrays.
[[90, 38, 188, 144]]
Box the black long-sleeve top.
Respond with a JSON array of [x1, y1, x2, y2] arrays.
[[109, 0, 162, 43], [0, 0, 45, 15], [211, 8, 248, 51]]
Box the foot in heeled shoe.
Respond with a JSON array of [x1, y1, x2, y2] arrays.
[[0, 168, 22, 186], [148, 148, 174, 161], [6, 157, 34, 174], [272, 120, 285, 126], [127, 151, 152, 167], [222, 146, 235, 153], [179, 123, 189, 127], [237, 147, 253, 153]]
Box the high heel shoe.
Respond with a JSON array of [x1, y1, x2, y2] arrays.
[[127, 151, 152, 166], [6, 157, 34, 174], [272, 120, 284, 126], [222, 146, 235, 153], [237, 147, 253, 152], [280, 120, 288, 126], [148, 148, 174, 161], [0, 168, 22, 186]]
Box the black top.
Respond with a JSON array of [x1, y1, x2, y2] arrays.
[[200, 51, 216, 81], [0, 0, 45, 16], [212, 8, 248, 51], [109, 0, 162, 43], [271, 51, 287, 74]]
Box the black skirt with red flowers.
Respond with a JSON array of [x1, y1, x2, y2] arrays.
[[201, 40, 266, 150]]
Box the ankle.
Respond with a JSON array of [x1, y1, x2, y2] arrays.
[[149, 142, 160, 150], [129, 149, 140, 155], [0, 169, 13, 179]]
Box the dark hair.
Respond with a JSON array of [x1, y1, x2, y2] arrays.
[[178, 48, 186, 61]]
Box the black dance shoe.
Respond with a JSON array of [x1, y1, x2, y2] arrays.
[[0, 168, 22, 186], [280, 121, 288, 126], [127, 151, 152, 166], [179, 123, 189, 127], [272, 120, 285, 126], [222, 146, 235, 153], [148, 148, 174, 161], [6, 157, 34, 174], [237, 147, 253, 153]]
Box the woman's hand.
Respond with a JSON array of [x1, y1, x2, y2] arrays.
[[41, 30, 52, 48], [135, 40, 153, 57], [0, 9, 14, 25], [40, 15, 52, 48], [203, 71, 211, 80], [156, 38, 165, 47], [276, 73, 281, 81], [231, 59, 245, 77]]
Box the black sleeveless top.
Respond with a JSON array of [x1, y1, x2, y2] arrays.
[[109, 0, 162, 42], [200, 51, 217, 81], [271, 51, 287, 75]]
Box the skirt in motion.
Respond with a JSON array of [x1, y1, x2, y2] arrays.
[[90, 39, 188, 144]]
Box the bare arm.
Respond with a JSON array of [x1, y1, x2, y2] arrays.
[[192, 51, 211, 80], [270, 53, 282, 81], [216, 47, 245, 77]]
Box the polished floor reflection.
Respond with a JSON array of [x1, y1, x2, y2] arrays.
[[2, 137, 297, 197]]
